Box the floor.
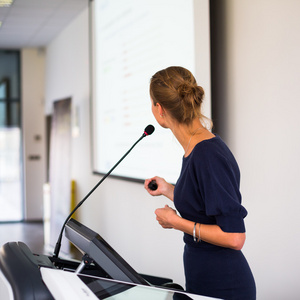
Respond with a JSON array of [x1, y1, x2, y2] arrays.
[[0, 221, 82, 262], [0, 221, 46, 255]]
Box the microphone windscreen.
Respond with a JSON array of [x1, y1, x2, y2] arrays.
[[144, 124, 155, 136]]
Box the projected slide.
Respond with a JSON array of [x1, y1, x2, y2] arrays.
[[91, 0, 210, 183]]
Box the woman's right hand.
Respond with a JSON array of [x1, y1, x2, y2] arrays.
[[144, 176, 174, 201]]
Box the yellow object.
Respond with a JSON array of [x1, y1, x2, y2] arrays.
[[70, 180, 76, 218]]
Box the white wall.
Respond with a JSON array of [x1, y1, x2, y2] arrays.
[[214, 1, 300, 299], [45, 7, 186, 286], [21, 48, 46, 220], [44, 1, 300, 298]]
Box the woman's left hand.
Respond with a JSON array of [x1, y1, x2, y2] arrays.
[[155, 205, 178, 229]]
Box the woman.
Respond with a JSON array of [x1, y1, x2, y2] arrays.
[[144, 66, 256, 299]]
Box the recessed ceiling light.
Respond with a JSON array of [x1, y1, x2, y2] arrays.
[[0, 0, 13, 7]]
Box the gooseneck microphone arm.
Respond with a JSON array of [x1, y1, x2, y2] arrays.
[[53, 125, 155, 259]]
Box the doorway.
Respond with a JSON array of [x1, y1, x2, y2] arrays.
[[0, 50, 23, 221]]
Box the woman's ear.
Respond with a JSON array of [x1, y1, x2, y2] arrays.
[[156, 103, 165, 117]]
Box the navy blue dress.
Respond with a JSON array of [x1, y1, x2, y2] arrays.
[[174, 136, 256, 300]]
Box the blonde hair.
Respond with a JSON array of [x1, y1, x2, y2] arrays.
[[150, 66, 211, 128]]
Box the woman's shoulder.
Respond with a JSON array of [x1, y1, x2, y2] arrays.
[[193, 134, 225, 155], [192, 135, 237, 165], [189, 135, 240, 183]]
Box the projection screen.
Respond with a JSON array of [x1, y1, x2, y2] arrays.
[[90, 0, 211, 183]]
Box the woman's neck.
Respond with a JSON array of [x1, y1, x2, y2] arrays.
[[169, 120, 207, 156]]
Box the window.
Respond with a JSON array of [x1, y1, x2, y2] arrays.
[[0, 50, 23, 221]]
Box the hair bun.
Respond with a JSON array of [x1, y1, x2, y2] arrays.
[[178, 83, 193, 98], [178, 83, 204, 105]]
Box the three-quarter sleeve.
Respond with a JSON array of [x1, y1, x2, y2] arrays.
[[194, 142, 247, 233]]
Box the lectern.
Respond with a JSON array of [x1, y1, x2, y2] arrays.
[[0, 219, 206, 300]]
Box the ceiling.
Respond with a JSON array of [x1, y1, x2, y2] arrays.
[[0, 0, 89, 49]]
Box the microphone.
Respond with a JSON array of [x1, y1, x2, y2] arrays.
[[143, 124, 155, 136], [53, 124, 155, 258]]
